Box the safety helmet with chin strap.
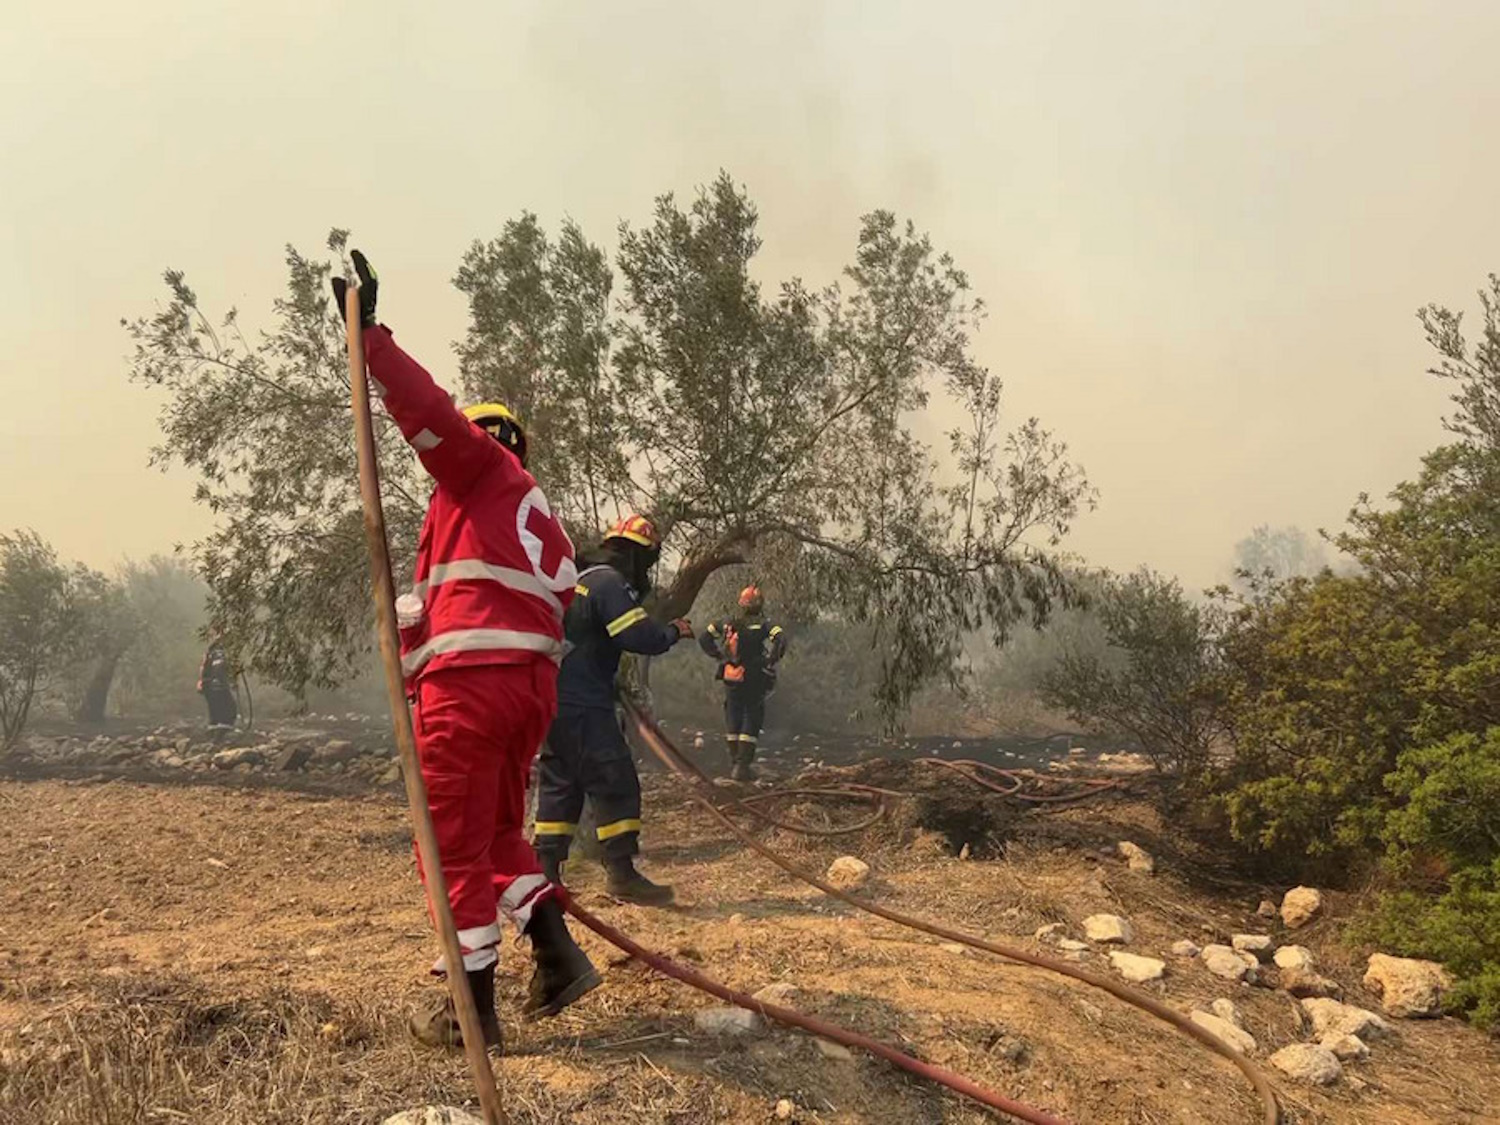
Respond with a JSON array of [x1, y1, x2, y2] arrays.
[[461, 402, 528, 466], [601, 514, 663, 592], [603, 514, 661, 552]]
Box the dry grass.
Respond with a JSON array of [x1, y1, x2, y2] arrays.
[[1, 771, 1497, 1124]]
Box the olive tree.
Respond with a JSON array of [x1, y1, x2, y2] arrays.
[[132, 176, 1093, 720]]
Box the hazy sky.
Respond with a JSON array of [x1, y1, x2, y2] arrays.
[[3, 1, 1493, 589]]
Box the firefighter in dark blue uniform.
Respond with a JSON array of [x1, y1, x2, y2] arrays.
[[197, 636, 238, 730], [534, 515, 691, 906], [699, 586, 786, 781]]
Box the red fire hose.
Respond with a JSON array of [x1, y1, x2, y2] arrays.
[[617, 700, 1281, 1125], [562, 891, 1068, 1124]]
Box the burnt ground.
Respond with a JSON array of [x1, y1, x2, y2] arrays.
[[0, 738, 1496, 1125]]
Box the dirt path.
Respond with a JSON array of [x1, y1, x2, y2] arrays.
[[1, 776, 1495, 1124]]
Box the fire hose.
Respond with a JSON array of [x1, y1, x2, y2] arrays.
[[616, 699, 1281, 1125], [236, 669, 254, 733], [918, 757, 1124, 804], [562, 891, 1068, 1124]]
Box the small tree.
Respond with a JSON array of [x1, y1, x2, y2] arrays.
[[1231, 524, 1329, 586], [0, 532, 84, 750], [1040, 568, 1222, 782], [1419, 272, 1500, 452], [457, 174, 1094, 719], [126, 231, 423, 701], [114, 557, 210, 718], [67, 569, 136, 723]]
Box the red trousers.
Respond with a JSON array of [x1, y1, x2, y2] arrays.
[[414, 662, 557, 971]]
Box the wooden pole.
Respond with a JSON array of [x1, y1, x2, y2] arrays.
[[345, 290, 506, 1125]]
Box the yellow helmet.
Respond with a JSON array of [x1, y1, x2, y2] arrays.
[[461, 402, 528, 466], [604, 514, 661, 551]]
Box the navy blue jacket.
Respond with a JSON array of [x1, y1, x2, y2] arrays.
[[556, 564, 680, 710]]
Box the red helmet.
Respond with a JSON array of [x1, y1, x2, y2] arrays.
[[604, 514, 661, 551], [738, 585, 764, 611]]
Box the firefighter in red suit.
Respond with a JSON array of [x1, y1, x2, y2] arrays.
[[332, 251, 599, 1052]]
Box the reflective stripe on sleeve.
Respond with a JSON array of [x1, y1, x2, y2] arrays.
[[605, 607, 648, 637]]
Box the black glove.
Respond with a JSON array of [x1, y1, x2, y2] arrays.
[[331, 249, 379, 327]]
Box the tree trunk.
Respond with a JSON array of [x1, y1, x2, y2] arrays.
[[76, 651, 123, 724], [654, 537, 751, 620]]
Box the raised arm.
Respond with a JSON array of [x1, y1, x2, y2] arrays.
[[336, 250, 510, 494]]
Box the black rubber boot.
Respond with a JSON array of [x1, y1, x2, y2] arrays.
[[730, 745, 755, 782], [724, 739, 738, 777], [521, 896, 602, 1020], [409, 963, 503, 1050], [604, 856, 676, 906]]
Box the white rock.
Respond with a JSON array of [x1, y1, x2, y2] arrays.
[[695, 1007, 763, 1036], [1083, 914, 1133, 944], [1170, 939, 1202, 958], [1231, 934, 1275, 961], [1363, 953, 1452, 1018], [775, 1099, 795, 1120], [1201, 944, 1257, 983], [1034, 922, 1068, 943], [1108, 952, 1165, 983], [1300, 998, 1392, 1041], [1057, 938, 1090, 953], [939, 943, 968, 956], [1256, 899, 1278, 919], [825, 856, 871, 891], [814, 1038, 855, 1061], [1117, 841, 1156, 874], [1320, 1033, 1370, 1061], [382, 1110, 485, 1125], [1270, 1043, 1342, 1085], [1210, 999, 1245, 1029], [1280, 886, 1324, 929], [1190, 1011, 1257, 1055], [1273, 945, 1316, 972]]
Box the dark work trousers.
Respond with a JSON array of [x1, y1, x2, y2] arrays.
[[534, 706, 642, 863], [204, 686, 238, 728], [723, 686, 766, 761]]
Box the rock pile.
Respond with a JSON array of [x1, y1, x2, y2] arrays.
[[17, 722, 398, 784]]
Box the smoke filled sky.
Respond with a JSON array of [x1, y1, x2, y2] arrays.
[[3, 1, 1493, 589]]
